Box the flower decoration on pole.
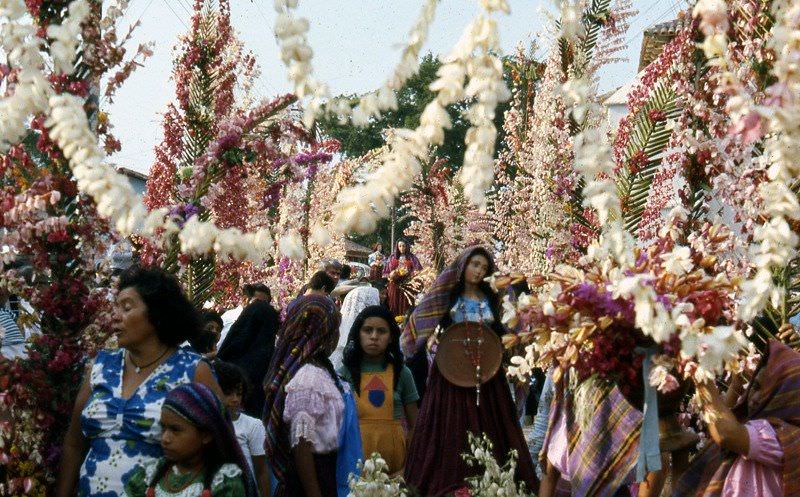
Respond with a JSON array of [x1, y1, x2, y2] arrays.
[[139, 0, 335, 307]]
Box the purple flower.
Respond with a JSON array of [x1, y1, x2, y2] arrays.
[[167, 203, 200, 228]]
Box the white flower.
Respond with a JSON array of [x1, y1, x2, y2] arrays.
[[661, 246, 693, 276], [278, 231, 306, 260], [501, 295, 518, 327], [310, 224, 332, 247]]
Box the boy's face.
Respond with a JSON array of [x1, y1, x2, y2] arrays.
[[223, 387, 243, 417]]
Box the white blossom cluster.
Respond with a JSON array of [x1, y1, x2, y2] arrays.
[[328, 0, 511, 234], [0, 0, 278, 263], [346, 455, 406, 497], [736, 0, 800, 321], [463, 432, 534, 496]]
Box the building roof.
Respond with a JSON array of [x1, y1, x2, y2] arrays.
[[344, 239, 371, 256], [638, 17, 690, 71], [115, 165, 148, 181], [603, 71, 644, 107]]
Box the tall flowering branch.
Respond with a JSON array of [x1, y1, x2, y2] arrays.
[[139, 0, 334, 307], [0, 0, 148, 492]]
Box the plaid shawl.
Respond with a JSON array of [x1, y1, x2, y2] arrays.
[[673, 340, 800, 497], [163, 383, 258, 497], [541, 375, 642, 497], [262, 295, 341, 490], [400, 246, 495, 358]]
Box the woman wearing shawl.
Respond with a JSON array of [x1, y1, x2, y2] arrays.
[[402, 247, 537, 496], [383, 239, 422, 317], [538, 375, 642, 497], [331, 286, 380, 368], [673, 340, 800, 497], [263, 295, 356, 497], [123, 382, 257, 497], [217, 300, 280, 418]]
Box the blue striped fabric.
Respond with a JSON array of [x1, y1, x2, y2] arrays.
[[0, 308, 24, 345]]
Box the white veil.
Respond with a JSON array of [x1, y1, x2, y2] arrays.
[[331, 285, 380, 367]]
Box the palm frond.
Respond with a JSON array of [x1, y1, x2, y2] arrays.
[[615, 78, 681, 234]]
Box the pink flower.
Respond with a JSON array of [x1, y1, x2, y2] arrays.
[[729, 111, 763, 146], [657, 373, 680, 394]]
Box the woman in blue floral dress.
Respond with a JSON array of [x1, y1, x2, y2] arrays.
[[56, 266, 222, 497]]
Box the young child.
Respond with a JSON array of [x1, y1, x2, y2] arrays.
[[338, 305, 419, 475], [124, 383, 257, 497], [214, 361, 271, 497]]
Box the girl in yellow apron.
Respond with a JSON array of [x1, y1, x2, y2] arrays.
[[338, 305, 419, 475]]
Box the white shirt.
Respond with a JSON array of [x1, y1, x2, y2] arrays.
[[232, 413, 266, 473], [218, 306, 243, 348]]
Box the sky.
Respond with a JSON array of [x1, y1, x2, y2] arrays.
[[107, 0, 686, 174]]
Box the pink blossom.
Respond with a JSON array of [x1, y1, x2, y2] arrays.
[[730, 110, 763, 146]]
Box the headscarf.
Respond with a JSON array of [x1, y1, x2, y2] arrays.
[[401, 246, 498, 358], [161, 383, 258, 497], [263, 295, 341, 488], [217, 300, 280, 416], [674, 340, 800, 497], [339, 286, 380, 341]]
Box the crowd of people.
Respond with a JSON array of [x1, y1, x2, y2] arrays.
[[1, 240, 798, 497]]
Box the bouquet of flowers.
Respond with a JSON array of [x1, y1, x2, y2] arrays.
[[501, 210, 750, 396]]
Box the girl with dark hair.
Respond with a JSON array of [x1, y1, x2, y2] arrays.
[[57, 265, 222, 497], [339, 305, 419, 475], [402, 247, 537, 496], [263, 295, 355, 497], [382, 239, 422, 317], [123, 382, 257, 497], [217, 300, 280, 417]]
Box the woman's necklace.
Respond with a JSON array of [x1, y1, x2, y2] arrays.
[[157, 464, 203, 494], [458, 296, 488, 406], [127, 347, 170, 374]]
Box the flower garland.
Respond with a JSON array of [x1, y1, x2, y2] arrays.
[[325, 0, 511, 234], [272, 0, 438, 128]]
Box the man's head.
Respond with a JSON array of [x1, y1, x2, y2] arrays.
[[249, 283, 271, 303], [308, 271, 337, 295], [320, 259, 343, 282]]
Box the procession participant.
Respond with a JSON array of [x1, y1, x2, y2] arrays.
[[674, 339, 800, 497], [382, 239, 422, 318], [57, 266, 222, 497], [368, 243, 384, 267], [331, 286, 380, 368], [538, 374, 643, 497], [217, 300, 280, 417], [402, 247, 537, 495], [262, 295, 345, 497], [214, 361, 271, 497], [339, 305, 419, 475], [123, 382, 256, 497]]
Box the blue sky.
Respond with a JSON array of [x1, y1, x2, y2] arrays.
[[107, 0, 685, 174]]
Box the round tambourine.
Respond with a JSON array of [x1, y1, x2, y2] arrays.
[[435, 322, 503, 387]]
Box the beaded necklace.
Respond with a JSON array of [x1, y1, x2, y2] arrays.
[[457, 296, 489, 406], [145, 463, 210, 497]]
